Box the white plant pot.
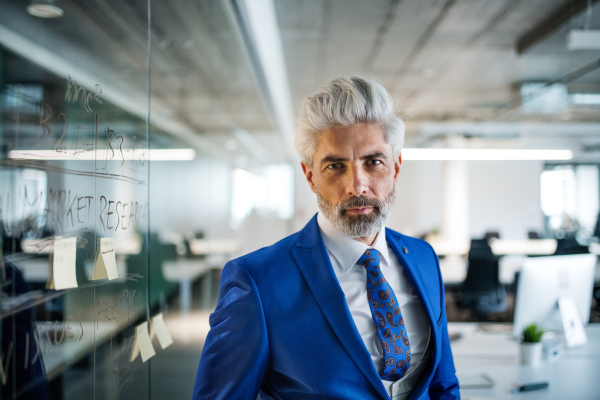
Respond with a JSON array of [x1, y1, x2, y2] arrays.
[[520, 342, 543, 366]]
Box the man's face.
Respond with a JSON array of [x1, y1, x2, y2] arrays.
[[301, 123, 401, 241]]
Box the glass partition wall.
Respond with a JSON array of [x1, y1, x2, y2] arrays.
[[0, 0, 283, 398], [1, 2, 153, 399]]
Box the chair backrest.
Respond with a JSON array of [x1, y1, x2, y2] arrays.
[[553, 237, 589, 255], [460, 239, 508, 316], [484, 231, 500, 241], [463, 240, 501, 292]]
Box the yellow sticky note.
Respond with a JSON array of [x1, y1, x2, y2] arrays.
[[135, 322, 156, 363], [52, 237, 78, 290], [151, 313, 173, 349], [129, 337, 140, 362], [92, 238, 118, 280], [46, 255, 55, 290]]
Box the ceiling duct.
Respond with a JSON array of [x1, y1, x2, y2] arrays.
[[516, 0, 600, 54]]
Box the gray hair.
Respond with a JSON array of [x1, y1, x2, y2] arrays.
[[295, 76, 405, 165]]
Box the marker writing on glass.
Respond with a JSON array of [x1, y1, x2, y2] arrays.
[[511, 382, 549, 393]]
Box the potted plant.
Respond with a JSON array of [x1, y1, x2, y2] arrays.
[[520, 323, 544, 365]]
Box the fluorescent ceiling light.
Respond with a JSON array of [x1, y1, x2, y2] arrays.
[[569, 93, 600, 105], [401, 148, 573, 161], [8, 149, 196, 161], [232, 0, 295, 159], [146, 149, 196, 161], [0, 24, 228, 160], [567, 30, 600, 50], [27, 3, 64, 18]]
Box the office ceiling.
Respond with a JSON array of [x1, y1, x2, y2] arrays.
[[1, 0, 599, 164]]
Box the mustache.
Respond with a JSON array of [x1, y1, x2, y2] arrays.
[[339, 196, 383, 210]]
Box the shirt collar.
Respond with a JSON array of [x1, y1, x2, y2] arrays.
[[317, 212, 391, 273]]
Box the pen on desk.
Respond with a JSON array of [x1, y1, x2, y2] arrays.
[[511, 382, 549, 393]]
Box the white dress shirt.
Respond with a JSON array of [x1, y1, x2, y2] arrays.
[[317, 212, 430, 395]]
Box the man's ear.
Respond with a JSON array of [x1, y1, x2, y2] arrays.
[[301, 161, 318, 193], [393, 153, 402, 183]]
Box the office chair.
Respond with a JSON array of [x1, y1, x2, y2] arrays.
[[457, 239, 507, 318], [553, 237, 589, 255], [484, 231, 500, 241]]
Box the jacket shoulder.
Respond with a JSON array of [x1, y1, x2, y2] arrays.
[[385, 227, 436, 253]]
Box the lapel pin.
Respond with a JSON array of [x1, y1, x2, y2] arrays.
[[402, 247, 408, 254]]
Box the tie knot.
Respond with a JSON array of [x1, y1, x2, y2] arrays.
[[358, 248, 381, 268]]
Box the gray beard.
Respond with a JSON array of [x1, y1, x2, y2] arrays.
[[317, 186, 396, 238]]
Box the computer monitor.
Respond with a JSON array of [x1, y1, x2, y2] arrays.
[[513, 254, 597, 338]]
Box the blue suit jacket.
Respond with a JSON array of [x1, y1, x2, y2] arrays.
[[193, 215, 460, 399]]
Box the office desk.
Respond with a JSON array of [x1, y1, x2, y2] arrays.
[[188, 239, 239, 256], [163, 259, 214, 312], [488, 239, 558, 256], [449, 322, 600, 399], [440, 256, 526, 285], [429, 239, 558, 258], [441, 254, 600, 286]]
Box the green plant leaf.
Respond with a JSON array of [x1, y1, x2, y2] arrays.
[[522, 323, 544, 343]]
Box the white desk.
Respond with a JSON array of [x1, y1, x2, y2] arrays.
[[441, 254, 600, 285], [39, 321, 124, 381], [488, 239, 558, 256], [449, 322, 600, 399], [440, 255, 526, 285], [188, 239, 239, 256], [162, 259, 218, 312], [429, 239, 558, 258], [10, 254, 129, 284], [21, 236, 142, 255]]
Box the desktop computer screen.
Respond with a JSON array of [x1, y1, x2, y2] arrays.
[[513, 254, 597, 338]]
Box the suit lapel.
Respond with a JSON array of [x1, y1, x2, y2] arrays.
[[386, 229, 437, 333], [289, 216, 389, 399]]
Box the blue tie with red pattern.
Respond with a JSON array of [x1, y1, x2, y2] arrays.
[[359, 248, 411, 381]]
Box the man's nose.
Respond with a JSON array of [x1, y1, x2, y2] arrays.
[[346, 166, 368, 196]]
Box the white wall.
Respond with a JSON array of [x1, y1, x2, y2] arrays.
[[234, 210, 291, 256], [388, 160, 444, 237], [468, 160, 544, 239], [304, 159, 545, 241], [149, 155, 233, 239]]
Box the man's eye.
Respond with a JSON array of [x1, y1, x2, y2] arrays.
[[368, 160, 382, 166], [327, 163, 343, 169]]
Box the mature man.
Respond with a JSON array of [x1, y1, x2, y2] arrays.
[[193, 76, 460, 399]]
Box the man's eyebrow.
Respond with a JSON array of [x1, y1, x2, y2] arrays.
[[319, 151, 389, 166], [320, 155, 348, 165], [362, 151, 388, 160]]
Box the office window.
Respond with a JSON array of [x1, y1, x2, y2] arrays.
[[541, 164, 600, 240], [230, 164, 294, 229]]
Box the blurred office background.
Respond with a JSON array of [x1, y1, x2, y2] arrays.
[[1, 0, 600, 399]]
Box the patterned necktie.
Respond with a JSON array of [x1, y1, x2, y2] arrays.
[[358, 248, 411, 381]]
